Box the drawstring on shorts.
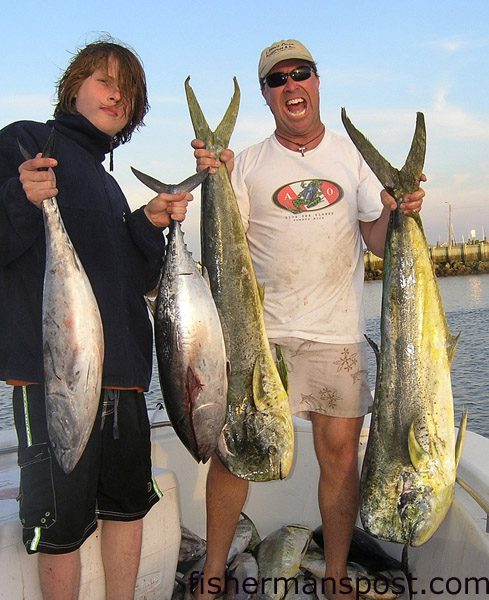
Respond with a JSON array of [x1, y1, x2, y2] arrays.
[[100, 389, 120, 439]]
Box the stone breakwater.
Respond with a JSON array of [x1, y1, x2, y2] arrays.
[[364, 241, 489, 280]]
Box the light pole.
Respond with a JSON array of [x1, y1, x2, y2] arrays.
[[446, 202, 455, 246]]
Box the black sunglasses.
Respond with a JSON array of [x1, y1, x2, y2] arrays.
[[264, 65, 316, 88]]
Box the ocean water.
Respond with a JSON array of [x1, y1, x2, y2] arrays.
[[0, 274, 488, 438], [363, 274, 489, 438]]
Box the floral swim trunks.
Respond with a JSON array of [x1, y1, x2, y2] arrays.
[[270, 337, 373, 420]]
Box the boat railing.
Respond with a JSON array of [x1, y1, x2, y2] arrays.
[[0, 444, 16, 457], [151, 420, 173, 429], [3, 412, 489, 537], [456, 476, 489, 534], [0, 413, 173, 458]]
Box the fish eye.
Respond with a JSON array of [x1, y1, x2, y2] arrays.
[[267, 445, 277, 456]]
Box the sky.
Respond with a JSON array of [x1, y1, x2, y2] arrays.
[[1, 0, 488, 258]]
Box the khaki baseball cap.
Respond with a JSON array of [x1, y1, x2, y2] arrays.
[[258, 39, 316, 80]]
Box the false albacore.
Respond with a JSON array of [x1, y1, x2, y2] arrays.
[[185, 77, 294, 481], [19, 131, 104, 474], [131, 166, 227, 463], [341, 109, 467, 547]]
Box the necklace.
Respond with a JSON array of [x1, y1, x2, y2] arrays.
[[275, 125, 325, 156]]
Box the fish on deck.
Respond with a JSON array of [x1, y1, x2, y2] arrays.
[[255, 524, 312, 600], [173, 518, 408, 600]]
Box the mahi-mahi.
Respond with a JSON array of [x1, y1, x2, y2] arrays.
[[341, 109, 466, 546], [185, 78, 294, 481]]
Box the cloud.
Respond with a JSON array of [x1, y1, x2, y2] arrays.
[[425, 36, 489, 53], [333, 85, 489, 147], [428, 85, 489, 139]]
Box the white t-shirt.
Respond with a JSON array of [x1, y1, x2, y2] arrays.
[[231, 130, 383, 343]]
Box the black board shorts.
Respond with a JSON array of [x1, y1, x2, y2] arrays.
[[13, 385, 161, 555]]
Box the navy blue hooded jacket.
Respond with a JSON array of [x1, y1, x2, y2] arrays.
[[0, 113, 166, 389]]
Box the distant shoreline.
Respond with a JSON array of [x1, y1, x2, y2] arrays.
[[364, 241, 489, 280], [365, 261, 489, 280]]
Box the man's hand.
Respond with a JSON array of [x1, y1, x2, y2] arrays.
[[191, 139, 235, 175], [381, 174, 427, 214]]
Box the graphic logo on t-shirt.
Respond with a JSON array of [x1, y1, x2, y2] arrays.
[[273, 179, 343, 214]]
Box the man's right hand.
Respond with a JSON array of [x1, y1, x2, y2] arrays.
[[191, 139, 235, 175]]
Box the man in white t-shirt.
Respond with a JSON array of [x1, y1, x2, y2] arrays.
[[193, 39, 424, 600]]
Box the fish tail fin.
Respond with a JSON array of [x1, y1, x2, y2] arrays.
[[185, 77, 240, 151], [214, 77, 240, 149], [172, 169, 210, 194], [131, 166, 174, 194], [131, 166, 208, 195], [342, 108, 426, 198], [17, 139, 32, 161], [455, 408, 468, 470], [341, 107, 399, 195], [400, 112, 426, 185], [185, 77, 215, 143], [17, 127, 56, 164], [42, 128, 56, 159]]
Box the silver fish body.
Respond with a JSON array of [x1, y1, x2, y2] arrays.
[[226, 514, 254, 565], [42, 197, 104, 474], [225, 553, 259, 600], [301, 546, 401, 600], [185, 78, 294, 481], [155, 220, 227, 463], [178, 525, 207, 566]]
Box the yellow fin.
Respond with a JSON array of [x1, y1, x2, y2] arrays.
[[257, 280, 265, 306], [408, 421, 430, 470], [145, 296, 156, 316], [274, 344, 288, 393]]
